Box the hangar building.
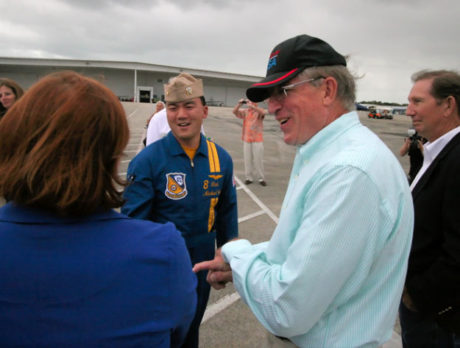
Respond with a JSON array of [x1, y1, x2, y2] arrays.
[[0, 57, 262, 107]]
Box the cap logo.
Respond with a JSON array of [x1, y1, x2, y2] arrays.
[[164, 72, 203, 102], [267, 50, 280, 70]]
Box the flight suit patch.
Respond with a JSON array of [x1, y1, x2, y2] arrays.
[[165, 173, 187, 200]]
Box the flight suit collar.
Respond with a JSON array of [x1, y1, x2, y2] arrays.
[[165, 131, 208, 158]]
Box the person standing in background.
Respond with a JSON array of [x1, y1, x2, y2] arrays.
[[233, 98, 267, 186], [399, 129, 426, 184], [146, 101, 165, 128], [0, 78, 24, 119], [142, 101, 165, 146], [400, 69, 460, 347]]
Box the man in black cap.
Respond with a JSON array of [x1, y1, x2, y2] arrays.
[[194, 34, 413, 347]]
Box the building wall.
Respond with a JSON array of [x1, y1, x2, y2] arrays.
[[0, 65, 41, 90], [0, 65, 136, 98], [0, 60, 257, 107]]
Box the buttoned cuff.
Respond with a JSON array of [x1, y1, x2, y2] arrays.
[[222, 239, 252, 263]]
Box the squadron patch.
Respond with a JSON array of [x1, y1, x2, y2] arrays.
[[165, 173, 187, 200]]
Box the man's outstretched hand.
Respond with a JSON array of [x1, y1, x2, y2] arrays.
[[193, 248, 233, 290]]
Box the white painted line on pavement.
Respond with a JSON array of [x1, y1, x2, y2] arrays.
[[127, 109, 137, 119], [238, 210, 265, 223], [234, 176, 279, 224], [201, 292, 240, 324]]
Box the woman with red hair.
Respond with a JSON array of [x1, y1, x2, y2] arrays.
[[0, 71, 196, 347]]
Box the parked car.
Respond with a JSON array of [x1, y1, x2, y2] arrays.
[[368, 109, 383, 119], [368, 108, 393, 120], [355, 103, 368, 111], [382, 109, 393, 119]]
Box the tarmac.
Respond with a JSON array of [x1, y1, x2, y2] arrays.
[[120, 102, 412, 348]]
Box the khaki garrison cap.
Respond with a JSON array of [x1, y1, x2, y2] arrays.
[[164, 73, 204, 103]]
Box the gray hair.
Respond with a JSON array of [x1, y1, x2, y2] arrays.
[[298, 65, 356, 111]]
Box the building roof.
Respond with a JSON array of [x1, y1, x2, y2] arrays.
[[0, 57, 261, 83]]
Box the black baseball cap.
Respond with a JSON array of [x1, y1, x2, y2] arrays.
[[246, 34, 346, 102]]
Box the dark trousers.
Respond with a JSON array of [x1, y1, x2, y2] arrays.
[[400, 302, 460, 348], [181, 242, 214, 348]]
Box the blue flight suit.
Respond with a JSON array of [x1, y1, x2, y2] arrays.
[[122, 132, 238, 348]]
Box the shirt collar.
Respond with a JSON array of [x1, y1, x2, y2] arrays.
[[423, 126, 460, 163], [165, 131, 208, 157], [297, 111, 359, 158]]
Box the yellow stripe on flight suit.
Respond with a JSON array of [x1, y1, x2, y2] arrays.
[[207, 140, 221, 232]]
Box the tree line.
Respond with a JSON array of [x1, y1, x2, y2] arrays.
[[359, 100, 408, 107]]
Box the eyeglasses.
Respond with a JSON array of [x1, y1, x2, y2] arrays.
[[269, 76, 325, 101]]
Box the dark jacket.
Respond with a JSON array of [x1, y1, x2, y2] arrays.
[[406, 132, 460, 333]]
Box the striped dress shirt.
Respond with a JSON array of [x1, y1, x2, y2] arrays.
[[223, 111, 413, 348]]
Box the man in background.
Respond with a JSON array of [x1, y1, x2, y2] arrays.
[[400, 70, 460, 347], [142, 101, 164, 146], [233, 98, 267, 186], [145, 106, 169, 145], [399, 129, 425, 184]]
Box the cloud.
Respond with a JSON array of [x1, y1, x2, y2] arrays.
[[0, 0, 459, 103], [59, 0, 160, 10]]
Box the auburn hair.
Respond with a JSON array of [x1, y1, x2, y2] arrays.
[[0, 71, 130, 216]]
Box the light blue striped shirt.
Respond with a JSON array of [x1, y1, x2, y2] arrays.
[[223, 111, 413, 348]]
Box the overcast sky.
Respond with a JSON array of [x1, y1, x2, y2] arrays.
[[1, 0, 458, 104]]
